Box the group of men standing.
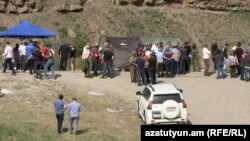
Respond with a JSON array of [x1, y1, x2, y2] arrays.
[[54, 94, 82, 135], [129, 41, 195, 86], [2, 40, 56, 79], [81, 41, 114, 79], [202, 42, 250, 81]]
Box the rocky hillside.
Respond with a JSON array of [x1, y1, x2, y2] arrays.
[[1, 0, 250, 14], [185, 0, 250, 11]]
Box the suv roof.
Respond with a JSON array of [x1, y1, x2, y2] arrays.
[[147, 84, 180, 94]]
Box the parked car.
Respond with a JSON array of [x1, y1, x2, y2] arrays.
[[136, 84, 188, 124]]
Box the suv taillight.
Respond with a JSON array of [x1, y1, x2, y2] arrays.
[[182, 100, 187, 108], [147, 101, 152, 110]]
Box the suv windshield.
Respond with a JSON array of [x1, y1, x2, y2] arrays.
[[152, 94, 181, 104]]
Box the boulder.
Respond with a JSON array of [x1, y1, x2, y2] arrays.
[[118, 0, 130, 5], [144, 0, 156, 5], [70, 4, 83, 11], [55, 3, 70, 12], [35, 0, 44, 12], [17, 5, 29, 13], [68, 28, 76, 38], [0, 1, 7, 12], [10, 0, 25, 6], [7, 3, 18, 13], [26, 0, 36, 8]]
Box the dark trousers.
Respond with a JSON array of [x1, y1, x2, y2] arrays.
[[56, 114, 64, 133], [179, 58, 185, 74], [157, 63, 164, 77], [184, 56, 191, 72], [14, 58, 20, 70], [230, 65, 237, 78], [212, 58, 216, 72], [92, 59, 99, 76], [34, 61, 42, 78], [240, 65, 245, 80], [148, 69, 156, 84], [3, 58, 15, 74], [165, 60, 173, 77], [204, 59, 209, 76], [25, 59, 34, 74], [144, 68, 150, 84], [59, 57, 68, 71], [20, 55, 26, 70]]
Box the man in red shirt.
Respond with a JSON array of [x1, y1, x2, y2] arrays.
[[92, 44, 100, 77], [40, 42, 48, 70]]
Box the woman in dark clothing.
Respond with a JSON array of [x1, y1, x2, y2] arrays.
[[211, 43, 219, 72], [215, 49, 224, 79], [13, 43, 20, 70]]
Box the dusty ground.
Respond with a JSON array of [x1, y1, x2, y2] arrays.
[[0, 70, 250, 140]]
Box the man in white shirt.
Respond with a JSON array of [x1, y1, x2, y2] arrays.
[[156, 48, 164, 77], [18, 41, 27, 70], [68, 97, 82, 135], [202, 44, 211, 76], [82, 45, 91, 77], [2, 41, 16, 75]]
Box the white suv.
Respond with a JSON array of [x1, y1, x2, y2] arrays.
[[136, 84, 188, 125]]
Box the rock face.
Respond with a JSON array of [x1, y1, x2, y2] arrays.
[[185, 0, 250, 11], [0, 0, 87, 13], [0, 0, 250, 14], [113, 0, 250, 11]]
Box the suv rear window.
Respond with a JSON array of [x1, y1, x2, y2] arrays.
[[152, 94, 182, 104]]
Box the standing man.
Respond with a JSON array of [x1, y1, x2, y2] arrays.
[[18, 41, 27, 71], [44, 45, 56, 80], [202, 44, 211, 76], [156, 47, 164, 77], [2, 41, 16, 75], [129, 51, 137, 84], [58, 43, 70, 71], [68, 98, 82, 135], [33, 46, 43, 79], [101, 42, 114, 79], [25, 40, 35, 74], [92, 44, 100, 77], [82, 45, 91, 78], [54, 94, 66, 134]]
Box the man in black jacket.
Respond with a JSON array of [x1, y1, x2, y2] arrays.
[[58, 43, 70, 71], [33, 46, 43, 79]]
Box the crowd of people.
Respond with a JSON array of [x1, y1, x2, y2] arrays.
[[129, 41, 199, 86], [2, 39, 250, 83], [202, 42, 250, 81]]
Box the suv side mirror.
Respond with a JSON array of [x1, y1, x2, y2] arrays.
[[179, 89, 183, 93], [136, 91, 142, 95]]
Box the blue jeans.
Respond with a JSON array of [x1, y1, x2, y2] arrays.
[[44, 59, 55, 79], [244, 67, 250, 81], [217, 64, 224, 78], [137, 69, 146, 85], [102, 62, 113, 78], [69, 117, 79, 134], [173, 61, 179, 75]]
